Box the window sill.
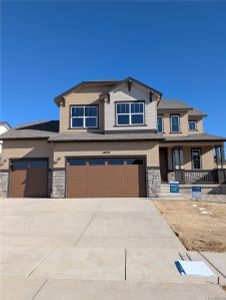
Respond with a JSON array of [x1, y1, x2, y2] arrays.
[[68, 127, 100, 130], [113, 124, 147, 128], [169, 131, 182, 134]]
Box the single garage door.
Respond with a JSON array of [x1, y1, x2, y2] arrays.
[[67, 158, 146, 198], [9, 159, 48, 197]]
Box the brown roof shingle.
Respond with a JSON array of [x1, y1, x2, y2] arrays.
[[0, 121, 59, 140], [48, 131, 164, 142], [158, 99, 193, 111]]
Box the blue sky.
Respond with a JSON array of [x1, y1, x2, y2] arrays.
[[1, 2, 226, 137]]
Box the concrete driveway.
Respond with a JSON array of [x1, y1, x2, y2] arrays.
[[0, 198, 225, 299]]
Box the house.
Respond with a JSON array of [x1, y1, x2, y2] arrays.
[[0, 122, 11, 160], [0, 77, 225, 198]]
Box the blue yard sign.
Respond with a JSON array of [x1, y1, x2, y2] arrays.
[[192, 186, 202, 199], [170, 181, 180, 193]]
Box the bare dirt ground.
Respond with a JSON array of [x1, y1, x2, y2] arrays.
[[153, 200, 226, 252]]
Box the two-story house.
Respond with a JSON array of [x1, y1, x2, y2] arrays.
[[0, 77, 225, 198]]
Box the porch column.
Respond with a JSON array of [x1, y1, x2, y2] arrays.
[[215, 145, 225, 184], [220, 144, 225, 166], [175, 148, 181, 170], [179, 147, 184, 169], [215, 146, 222, 168], [174, 147, 184, 183]]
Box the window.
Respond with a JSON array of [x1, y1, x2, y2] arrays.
[[116, 102, 144, 126], [126, 159, 143, 165], [12, 161, 29, 170], [171, 115, 180, 132], [89, 159, 105, 165], [107, 159, 125, 165], [189, 120, 197, 131], [157, 115, 163, 132], [192, 149, 201, 169], [71, 106, 98, 128], [30, 161, 48, 168], [69, 159, 86, 166]]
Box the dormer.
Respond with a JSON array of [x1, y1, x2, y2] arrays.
[[54, 77, 162, 133], [187, 109, 207, 134], [102, 77, 162, 132]]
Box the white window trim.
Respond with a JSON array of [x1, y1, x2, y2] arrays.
[[157, 115, 164, 132], [71, 105, 98, 129], [116, 102, 145, 126], [189, 120, 197, 131], [191, 148, 202, 170], [170, 115, 180, 133]]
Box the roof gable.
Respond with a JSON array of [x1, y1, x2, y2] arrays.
[[54, 77, 163, 106]]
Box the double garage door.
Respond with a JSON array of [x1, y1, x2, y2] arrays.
[[67, 157, 146, 198], [9, 159, 48, 198], [9, 157, 146, 198]]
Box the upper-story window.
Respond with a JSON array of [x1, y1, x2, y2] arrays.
[[116, 102, 144, 126], [157, 115, 163, 132], [170, 115, 180, 133], [189, 120, 197, 131], [71, 105, 98, 129]]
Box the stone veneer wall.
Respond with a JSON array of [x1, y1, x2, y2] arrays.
[[0, 171, 9, 197], [51, 169, 66, 198], [146, 167, 161, 197]]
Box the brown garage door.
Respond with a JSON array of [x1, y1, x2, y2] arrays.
[[9, 159, 48, 197], [67, 158, 146, 198]]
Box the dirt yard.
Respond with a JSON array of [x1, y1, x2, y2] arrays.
[[154, 200, 226, 252]]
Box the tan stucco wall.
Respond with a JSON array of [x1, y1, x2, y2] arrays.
[[0, 140, 53, 170], [59, 86, 105, 133], [158, 111, 189, 136], [161, 144, 216, 170], [59, 83, 160, 134], [183, 146, 215, 169], [105, 82, 159, 132], [158, 111, 204, 136], [52, 141, 159, 168], [188, 117, 203, 133]]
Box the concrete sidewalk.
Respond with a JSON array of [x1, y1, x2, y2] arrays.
[[0, 198, 225, 299]]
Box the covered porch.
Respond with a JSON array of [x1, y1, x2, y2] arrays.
[[159, 141, 226, 185]]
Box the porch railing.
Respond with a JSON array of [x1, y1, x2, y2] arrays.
[[174, 170, 219, 184]]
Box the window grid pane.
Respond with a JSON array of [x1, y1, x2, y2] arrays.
[[189, 121, 197, 131], [171, 115, 180, 132], [71, 106, 98, 128], [116, 102, 144, 126], [157, 116, 163, 132]]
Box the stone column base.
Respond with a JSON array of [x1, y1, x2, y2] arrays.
[[51, 169, 66, 198], [146, 167, 161, 197], [0, 171, 9, 197]]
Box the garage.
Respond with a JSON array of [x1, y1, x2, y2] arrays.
[[9, 159, 48, 197], [67, 157, 146, 198]]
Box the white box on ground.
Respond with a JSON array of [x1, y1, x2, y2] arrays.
[[177, 261, 215, 276]]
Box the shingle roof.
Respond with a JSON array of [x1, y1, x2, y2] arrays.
[[2, 120, 225, 143], [0, 121, 59, 140], [48, 131, 164, 142], [163, 133, 226, 142], [55, 77, 163, 105], [158, 99, 193, 111], [188, 109, 207, 117]]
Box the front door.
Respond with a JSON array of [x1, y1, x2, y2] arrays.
[[159, 148, 168, 182]]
